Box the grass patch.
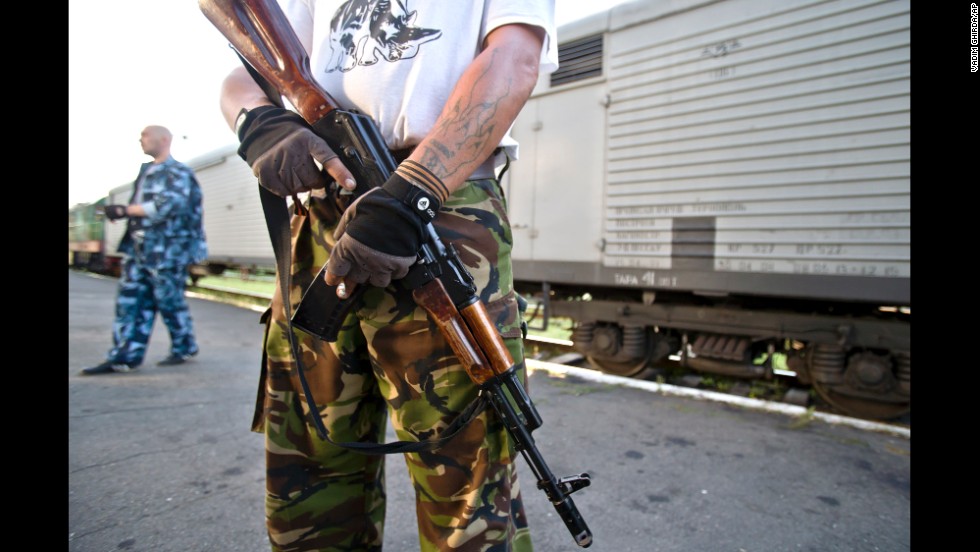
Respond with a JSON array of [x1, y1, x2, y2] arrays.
[[545, 379, 611, 396], [521, 300, 574, 341], [786, 406, 816, 429], [194, 275, 275, 297]]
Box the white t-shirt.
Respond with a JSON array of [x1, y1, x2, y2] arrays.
[[279, 0, 558, 160]]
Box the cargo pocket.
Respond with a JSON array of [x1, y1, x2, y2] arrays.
[[485, 290, 524, 339]]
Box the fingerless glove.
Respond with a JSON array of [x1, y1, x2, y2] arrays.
[[236, 106, 338, 196]]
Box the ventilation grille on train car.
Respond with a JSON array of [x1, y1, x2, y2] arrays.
[[550, 34, 603, 87]]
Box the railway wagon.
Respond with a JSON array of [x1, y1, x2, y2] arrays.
[[502, 0, 910, 419], [185, 144, 275, 277], [67, 183, 132, 277], [68, 198, 107, 271]]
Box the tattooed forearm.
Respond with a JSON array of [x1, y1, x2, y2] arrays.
[[421, 49, 513, 180], [412, 28, 541, 192]]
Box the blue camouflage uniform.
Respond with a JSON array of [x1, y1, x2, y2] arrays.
[[106, 156, 208, 366]]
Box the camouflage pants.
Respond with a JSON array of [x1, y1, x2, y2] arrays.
[[107, 256, 198, 366], [253, 179, 533, 552]]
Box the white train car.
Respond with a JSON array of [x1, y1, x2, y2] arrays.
[[503, 0, 910, 419], [187, 144, 275, 272]]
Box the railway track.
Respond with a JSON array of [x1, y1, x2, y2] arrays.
[[185, 279, 910, 433]]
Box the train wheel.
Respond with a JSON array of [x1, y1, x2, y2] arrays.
[[585, 354, 653, 377], [573, 323, 655, 377], [808, 345, 910, 420], [811, 384, 910, 420]]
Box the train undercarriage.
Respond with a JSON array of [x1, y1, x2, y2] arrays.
[[519, 283, 910, 421]]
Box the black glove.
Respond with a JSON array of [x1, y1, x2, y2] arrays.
[[327, 168, 444, 288], [236, 106, 339, 197], [103, 205, 128, 221]]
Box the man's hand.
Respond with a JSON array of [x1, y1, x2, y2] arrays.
[[325, 186, 423, 290], [103, 205, 128, 221], [325, 164, 447, 294], [236, 106, 354, 197]]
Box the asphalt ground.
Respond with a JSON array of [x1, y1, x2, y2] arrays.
[[68, 269, 910, 552]]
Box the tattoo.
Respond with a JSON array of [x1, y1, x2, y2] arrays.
[[419, 49, 512, 181]]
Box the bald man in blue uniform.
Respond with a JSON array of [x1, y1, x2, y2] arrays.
[[82, 125, 208, 375]]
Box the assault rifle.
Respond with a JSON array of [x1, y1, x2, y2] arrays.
[[199, 0, 592, 547]]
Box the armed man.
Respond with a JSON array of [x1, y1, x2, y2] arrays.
[[209, 1, 581, 550]]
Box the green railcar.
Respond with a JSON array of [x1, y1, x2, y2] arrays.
[[68, 198, 108, 272]]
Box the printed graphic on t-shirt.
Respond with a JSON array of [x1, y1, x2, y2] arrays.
[[326, 0, 442, 73]]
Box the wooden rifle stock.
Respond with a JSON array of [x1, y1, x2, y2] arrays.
[[199, 0, 338, 122]]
